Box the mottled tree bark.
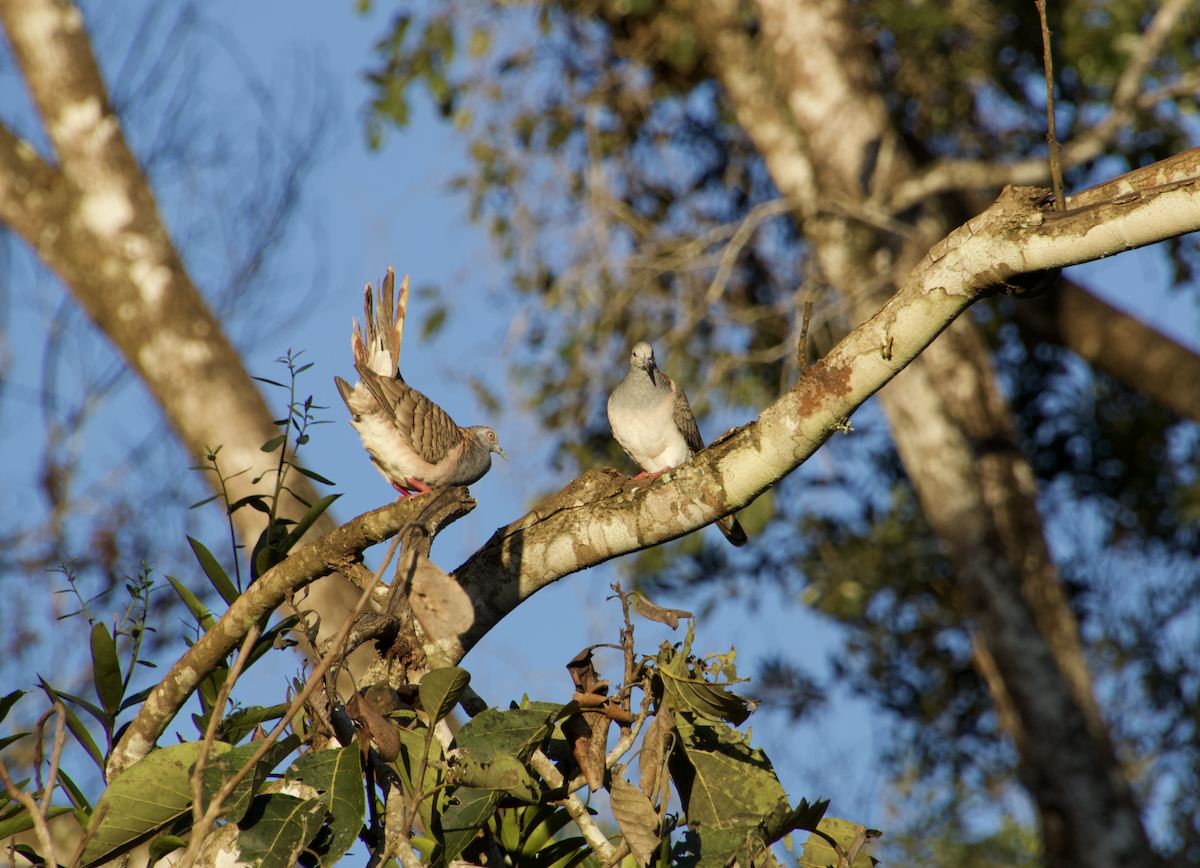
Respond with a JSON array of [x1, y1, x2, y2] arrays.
[[0, 0, 362, 652]]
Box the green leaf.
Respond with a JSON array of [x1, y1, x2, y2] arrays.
[[528, 835, 591, 868], [418, 667, 471, 724], [119, 685, 155, 713], [81, 741, 233, 867], [658, 644, 753, 725], [396, 726, 446, 835], [278, 494, 341, 555], [44, 687, 106, 729], [38, 681, 105, 774], [0, 690, 26, 724], [189, 494, 221, 510], [667, 716, 790, 868], [230, 494, 272, 515], [449, 749, 538, 802], [149, 835, 188, 863], [760, 797, 830, 846], [218, 704, 289, 745], [440, 787, 502, 863], [188, 537, 240, 605], [798, 818, 877, 868], [454, 706, 558, 764], [242, 617, 301, 674], [0, 732, 29, 751], [58, 768, 94, 813], [261, 435, 287, 453], [90, 624, 123, 718], [167, 577, 216, 631], [520, 804, 576, 857], [285, 745, 365, 864], [235, 794, 325, 868], [0, 806, 73, 841], [294, 466, 336, 485], [201, 735, 299, 825]]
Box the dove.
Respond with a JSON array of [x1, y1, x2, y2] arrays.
[[607, 341, 748, 547], [335, 268, 507, 496]]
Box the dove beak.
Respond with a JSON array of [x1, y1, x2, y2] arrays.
[[494, 445, 509, 461]]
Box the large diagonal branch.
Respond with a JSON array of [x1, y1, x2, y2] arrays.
[[443, 166, 1200, 663], [0, 0, 362, 645], [107, 489, 477, 778]]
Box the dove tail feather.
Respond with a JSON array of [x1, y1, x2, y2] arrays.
[[717, 513, 749, 547], [392, 271, 409, 368]]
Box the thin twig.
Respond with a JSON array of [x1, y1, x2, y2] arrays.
[[189, 624, 263, 829], [67, 803, 109, 868], [798, 300, 814, 367], [0, 754, 57, 868], [38, 702, 67, 816], [1036, 0, 1064, 210], [529, 750, 617, 862], [837, 824, 869, 868]]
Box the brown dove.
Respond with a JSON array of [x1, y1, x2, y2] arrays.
[[607, 341, 748, 546], [335, 269, 507, 496]]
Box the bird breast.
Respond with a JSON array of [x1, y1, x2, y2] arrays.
[[609, 394, 693, 473]]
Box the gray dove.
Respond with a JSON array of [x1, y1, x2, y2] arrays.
[[335, 268, 507, 496], [607, 341, 748, 547]]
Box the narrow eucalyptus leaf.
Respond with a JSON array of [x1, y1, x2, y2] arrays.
[[295, 466, 335, 485], [37, 682, 105, 773], [90, 624, 123, 718], [167, 577, 216, 631], [0, 690, 25, 724], [188, 537, 239, 605]]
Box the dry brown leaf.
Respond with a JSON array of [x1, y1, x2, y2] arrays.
[[610, 776, 660, 868], [633, 595, 692, 630], [408, 551, 475, 641], [346, 692, 401, 762], [638, 707, 672, 796]]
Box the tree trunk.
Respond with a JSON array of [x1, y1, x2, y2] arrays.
[[0, 0, 362, 653], [688, 0, 1163, 863]]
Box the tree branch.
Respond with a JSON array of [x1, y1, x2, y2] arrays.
[[107, 489, 475, 778], [440, 162, 1200, 665]]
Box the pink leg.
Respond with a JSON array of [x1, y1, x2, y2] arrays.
[[632, 468, 669, 480], [404, 477, 434, 494], [392, 482, 415, 498]]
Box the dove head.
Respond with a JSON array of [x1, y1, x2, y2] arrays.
[[447, 426, 508, 487], [469, 426, 508, 462], [628, 341, 659, 384]]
